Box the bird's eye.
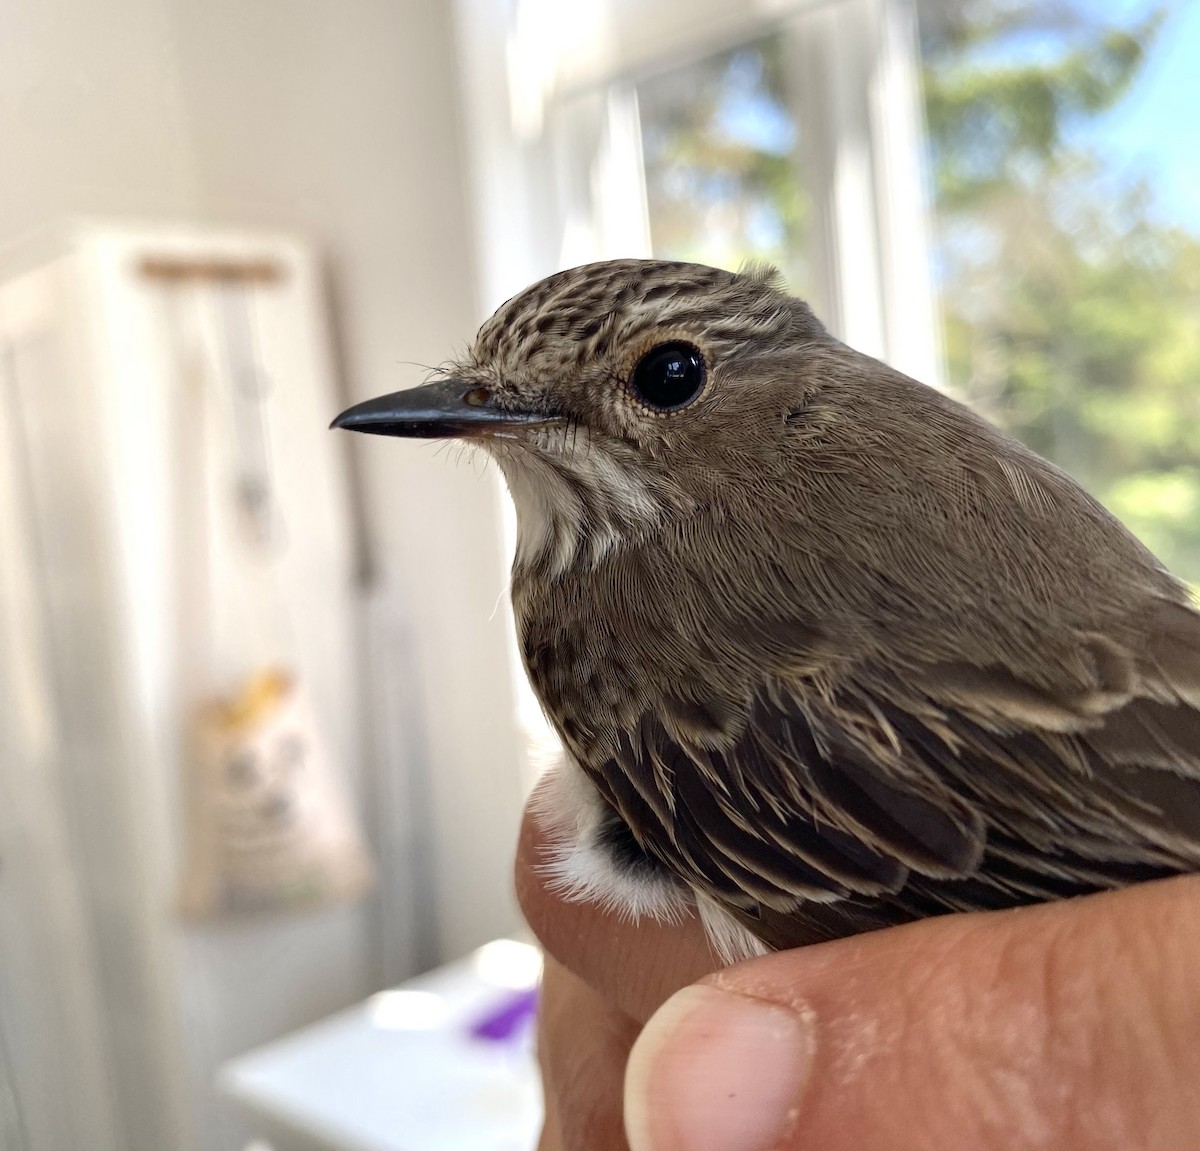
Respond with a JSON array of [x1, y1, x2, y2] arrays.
[[630, 342, 706, 411]]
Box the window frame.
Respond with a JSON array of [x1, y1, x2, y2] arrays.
[[453, 0, 944, 382]]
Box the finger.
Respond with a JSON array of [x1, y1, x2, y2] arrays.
[[515, 783, 719, 1023], [537, 952, 638, 1151], [537, 1044, 564, 1151], [625, 874, 1200, 1151], [536, 1107, 562, 1151]]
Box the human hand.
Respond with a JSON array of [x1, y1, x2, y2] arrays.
[[517, 790, 1200, 1151]]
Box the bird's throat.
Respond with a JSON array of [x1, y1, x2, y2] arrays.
[[495, 439, 664, 578]]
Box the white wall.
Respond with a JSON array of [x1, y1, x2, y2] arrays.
[[0, 0, 198, 230], [1, 0, 527, 973], [1, 1, 529, 1148]]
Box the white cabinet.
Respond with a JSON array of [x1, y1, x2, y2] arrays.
[[0, 223, 374, 1151]]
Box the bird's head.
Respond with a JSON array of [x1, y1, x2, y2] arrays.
[[333, 259, 830, 574]]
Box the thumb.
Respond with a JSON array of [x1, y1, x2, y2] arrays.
[[624, 875, 1200, 1151]]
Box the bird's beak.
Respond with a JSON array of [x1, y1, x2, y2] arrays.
[[330, 379, 554, 439]]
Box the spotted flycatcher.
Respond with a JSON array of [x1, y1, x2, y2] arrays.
[[334, 260, 1200, 961]]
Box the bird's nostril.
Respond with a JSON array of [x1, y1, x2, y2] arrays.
[[464, 386, 492, 408]]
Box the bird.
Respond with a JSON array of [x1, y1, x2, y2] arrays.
[[333, 258, 1200, 963]]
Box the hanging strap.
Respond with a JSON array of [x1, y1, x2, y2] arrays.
[[207, 277, 298, 676], [161, 283, 217, 704], [156, 273, 299, 697]]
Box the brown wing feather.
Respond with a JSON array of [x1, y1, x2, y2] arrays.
[[588, 597, 1200, 950]]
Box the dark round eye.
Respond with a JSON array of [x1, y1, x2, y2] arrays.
[[630, 342, 706, 411]]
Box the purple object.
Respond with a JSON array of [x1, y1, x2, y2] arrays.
[[470, 988, 540, 1043]]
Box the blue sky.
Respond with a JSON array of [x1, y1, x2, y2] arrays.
[[1075, 1, 1200, 232]]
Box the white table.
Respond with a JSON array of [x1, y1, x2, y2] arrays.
[[218, 940, 544, 1151]]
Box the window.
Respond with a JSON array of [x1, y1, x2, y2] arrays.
[[457, 0, 942, 381]]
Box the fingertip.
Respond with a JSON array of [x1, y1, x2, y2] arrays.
[[625, 985, 815, 1151]]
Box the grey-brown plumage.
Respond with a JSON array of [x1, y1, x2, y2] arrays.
[[334, 259, 1200, 957]]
